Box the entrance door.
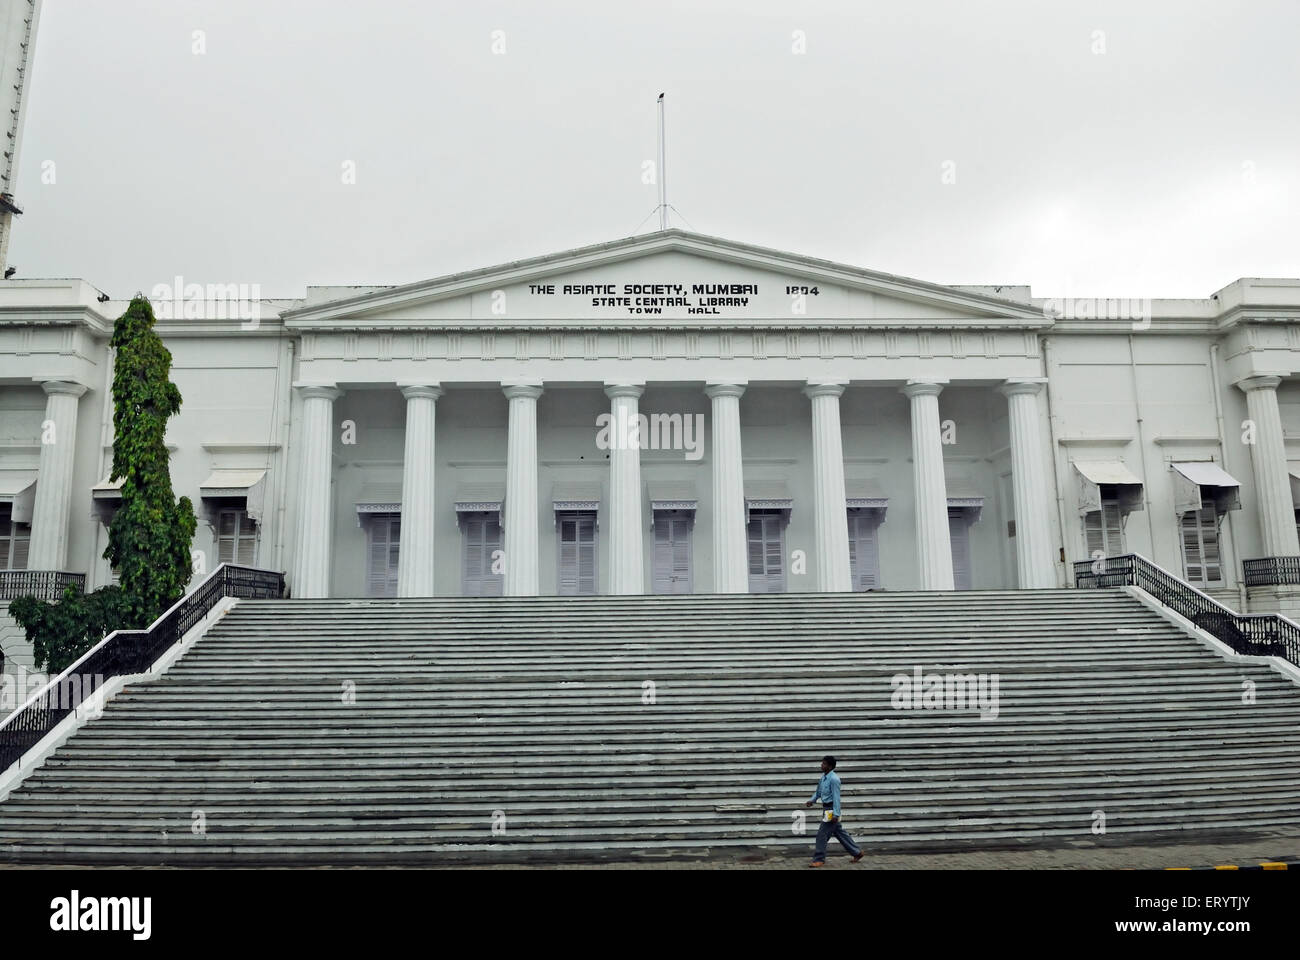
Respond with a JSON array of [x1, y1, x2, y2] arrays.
[[847, 509, 880, 590], [948, 507, 972, 590], [461, 512, 504, 596], [557, 511, 597, 595], [366, 513, 401, 597], [747, 510, 786, 593], [652, 510, 693, 594]]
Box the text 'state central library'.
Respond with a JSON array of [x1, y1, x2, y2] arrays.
[[3, 230, 1300, 617]]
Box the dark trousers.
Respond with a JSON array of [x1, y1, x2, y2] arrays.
[[813, 811, 861, 861]]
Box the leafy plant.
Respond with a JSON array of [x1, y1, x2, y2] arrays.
[[10, 296, 196, 674], [10, 586, 134, 674], [104, 295, 197, 624]]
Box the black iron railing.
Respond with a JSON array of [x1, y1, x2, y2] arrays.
[[1242, 557, 1300, 587], [1074, 553, 1300, 667], [0, 563, 284, 774], [0, 571, 86, 602]]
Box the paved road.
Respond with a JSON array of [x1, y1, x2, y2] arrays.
[[445, 834, 1300, 870], [4, 833, 1296, 870]]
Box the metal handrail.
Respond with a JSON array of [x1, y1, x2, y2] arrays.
[[0, 563, 284, 773], [1074, 552, 1300, 667], [1242, 556, 1300, 587], [0, 571, 86, 602]]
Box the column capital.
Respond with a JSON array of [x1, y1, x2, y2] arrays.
[[36, 379, 88, 399], [1237, 374, 1285, 394], [705, 382, 746, 400], [293, 382, 342, 402], [997, 378, 1047, 398], [399, 383, 443, 401], [803, 381, 848, 400], [604, 383, 645, 400], [900, 379, 947, 399], [503, 381, 544, 401]]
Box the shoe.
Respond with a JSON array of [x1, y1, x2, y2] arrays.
[[809, 860, 826, 868], [851, 852, 865, 863]]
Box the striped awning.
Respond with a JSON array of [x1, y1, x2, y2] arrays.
[[91, 473, 126, 499], [355, 481, 403, 514], [845, 478, 888, 509], [745, 479, 792, 511], [1073, 460, 1144, 516], [1172, 461, 1240, 515], [454, 483, 504, 513], [647, 481, 698, 511], [945, 477, 985, 510], [201, 468, 269, 523], [552, 481, 601, 511]]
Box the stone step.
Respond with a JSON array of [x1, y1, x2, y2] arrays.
[[3, 587, 1298, 865]]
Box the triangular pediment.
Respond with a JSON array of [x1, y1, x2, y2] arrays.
[[281, 230, 1046, 328]]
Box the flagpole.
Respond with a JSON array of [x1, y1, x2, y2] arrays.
[[657, 93, 668, 231]]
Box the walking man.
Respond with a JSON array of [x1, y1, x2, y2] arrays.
[[805, 755, 864, 867]]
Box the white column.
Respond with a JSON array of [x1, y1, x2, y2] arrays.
[[804, 381, 851, 591], [27, 380, 87, 570], [605, 383, 645, 594], [706, 383, 748, 593], [290, 384, 341, 598], [998, 379, 1058, 588], [1239, 375, 1300, 557], [901, 380, 954, 590], [397, 383, 442, 597], [503, 382, 543, 596]]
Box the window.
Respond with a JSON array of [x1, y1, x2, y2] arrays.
[[216, 509, 257, 567], [365, 513, 401, 598], [1083, 498, 1125, 560], [461, 512, 504, 596], [652, 510, 693, 594], [747, 509, 787, 593], [847, 508, 882, 591], [557, 511, 597, 595], [1181, 497, 1222, 586], [0, 505, 32, 571]]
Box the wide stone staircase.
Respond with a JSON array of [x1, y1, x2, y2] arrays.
[[2, 589, 1299, 865]]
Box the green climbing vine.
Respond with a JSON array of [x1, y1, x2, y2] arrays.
[[10, 296, 197, 673]]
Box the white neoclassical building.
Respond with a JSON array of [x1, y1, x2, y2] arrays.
[[2, 230, 1300, 621]]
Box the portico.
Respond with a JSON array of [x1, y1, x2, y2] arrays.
[[5, 231, 1298, 616], [272, 231, 1063, 598]]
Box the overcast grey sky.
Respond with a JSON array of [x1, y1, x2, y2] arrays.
[[9, 0, 1299, 299]]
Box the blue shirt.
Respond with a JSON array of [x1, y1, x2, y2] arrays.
[[810, 771, 842, 817]]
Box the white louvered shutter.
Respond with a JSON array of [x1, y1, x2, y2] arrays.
[[1181, 500, 1222, 586], [1, 508, 31, 571], [557, 512, 597, 596], [1102, 501, 1124, 556], [462, 513, 504, 596], [576, 514, 596, 595], [652, 515, 672, 593], [847, 510, 880, 590], [217, 510, 257, 567], [671, 516, 692, 591], [1083, 500, 1125, 560], [653, 513, 693, 594], [367, 514, 400, 597], [747, 512, 786, 593], [948, 508, 971, 590]]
